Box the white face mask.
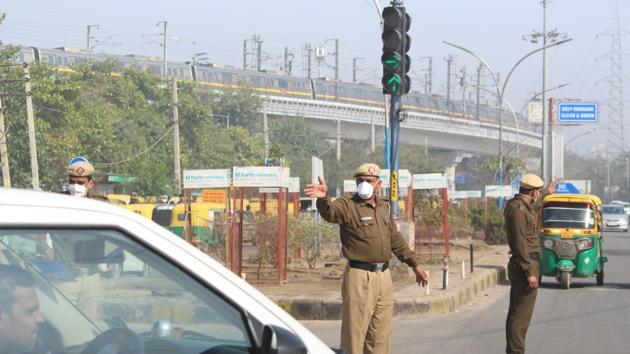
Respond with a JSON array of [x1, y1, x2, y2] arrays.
[[357, 181, 374, 200], [67, 183, 88, 198]]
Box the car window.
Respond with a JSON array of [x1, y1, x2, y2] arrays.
[[603, 206, 625, 214], [0, 228, 252, 354]]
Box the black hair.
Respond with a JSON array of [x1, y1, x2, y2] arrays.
[[0, 265, 35, 313]]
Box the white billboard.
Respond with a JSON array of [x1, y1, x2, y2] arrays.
[[449, 190, 483, 200], [528, 101, 543, 124], [485, 185, 514, 198], [412, 173, 448, 190], [288, 177, 300, 193], [233, 166, 289, 187], [183, 169, 231, 189], [380, 169, 411, 188]]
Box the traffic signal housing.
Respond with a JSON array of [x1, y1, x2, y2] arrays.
[[381, 6, 411, 95]]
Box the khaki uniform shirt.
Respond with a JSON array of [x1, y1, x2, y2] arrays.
[[504, 195, 541, 278], [317, 194, 417, 268]]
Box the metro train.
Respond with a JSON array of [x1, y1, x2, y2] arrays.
[[15, 46, 507, 124]]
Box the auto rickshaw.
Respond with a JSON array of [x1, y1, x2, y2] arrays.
[[539, 193, 606, 289]]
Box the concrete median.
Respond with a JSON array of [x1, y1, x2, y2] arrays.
[[272, 265, 507, 320]]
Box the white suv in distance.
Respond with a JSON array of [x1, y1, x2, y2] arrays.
[[0, 188, 338, 354]]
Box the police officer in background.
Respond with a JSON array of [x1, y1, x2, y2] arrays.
[[504, 174, 555, 354], [305, 163, 428, 354], [64, 157, 106, 201]]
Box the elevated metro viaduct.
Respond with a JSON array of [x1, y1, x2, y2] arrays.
[[262, 95, 542, 161]]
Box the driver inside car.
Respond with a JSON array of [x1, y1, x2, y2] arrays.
[[0, 264, 46, 354]]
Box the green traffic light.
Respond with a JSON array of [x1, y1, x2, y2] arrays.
[[381, 52, 401, 71], [382, 74, 401, 94]]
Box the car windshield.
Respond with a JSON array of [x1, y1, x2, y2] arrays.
[[542, 207, 595, 229], [603, 206, 625, 214], [0, 229, 253, 354]]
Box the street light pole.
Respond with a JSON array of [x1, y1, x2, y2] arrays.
[[542, 0, 549, 182], [443, 38, 571, 186], [157, 21, 168, 78], [469, 83, 520, 165]]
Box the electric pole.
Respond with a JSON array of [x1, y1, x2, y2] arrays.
[[86, 24, 99, 50], [606, 4, 624, 157], [283, 46, 294, 75], [446, 55, 454, 112], [172, 80, 181, 194], [352, 57, 364, 83], [0, 95, 10, 188], [460, 65, 467, 115], [157, 21, 168, 78], [23, 64, 39, 190], [420, 56, 433, 95], [330, 38, 340, 160], [475, 63, 482, 120], [243, 39, 248, 69], [305, 43, 313, 78], [256, 35, 262, 71]]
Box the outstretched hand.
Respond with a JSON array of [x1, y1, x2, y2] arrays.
[[304, 176, 328, 199], [544, 180, 558, 195]]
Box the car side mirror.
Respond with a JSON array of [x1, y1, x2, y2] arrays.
[[261, 324, 307, 354]]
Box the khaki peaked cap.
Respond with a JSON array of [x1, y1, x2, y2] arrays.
[[354, 163, 381, 178], [68, 156, 94, 177], [519, 174, 544, 190]]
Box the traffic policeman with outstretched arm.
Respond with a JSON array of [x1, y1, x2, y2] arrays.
[[504, 174, 555, 354], [305, 163, 428, 354]]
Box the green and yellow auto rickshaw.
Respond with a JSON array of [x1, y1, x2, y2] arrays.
[[539, 193, 606, 289]]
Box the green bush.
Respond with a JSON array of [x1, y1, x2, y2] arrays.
[[469, 201, 506, 244], [288, 214, 339, 269]]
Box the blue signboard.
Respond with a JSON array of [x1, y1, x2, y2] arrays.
[[555, 182, 581, 194], [456, 174, 465, 185], [558, 102, 598, 123]]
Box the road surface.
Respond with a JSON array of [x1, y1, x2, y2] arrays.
[[304, 231, 630, 353]]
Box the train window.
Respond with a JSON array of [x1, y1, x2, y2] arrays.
[[278, 80, 288, 89], [223, 73, 233, 83]]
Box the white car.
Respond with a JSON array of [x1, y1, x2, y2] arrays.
[[0, 188, 337, 354], [602, 204, 629, 232]]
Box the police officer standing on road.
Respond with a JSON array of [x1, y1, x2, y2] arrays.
[[64, 156, 106, 201], [305, 163, 428, 354], [505, 174, 555, 354]]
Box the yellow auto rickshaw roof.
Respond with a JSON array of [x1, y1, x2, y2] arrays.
[[542, 193, 602, 206]]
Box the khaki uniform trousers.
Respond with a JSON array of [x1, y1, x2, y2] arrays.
[[340, 265, 393, 354], [506, 258, 538, 354]]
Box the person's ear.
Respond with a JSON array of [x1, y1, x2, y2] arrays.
[[87, 179, 94, 189]]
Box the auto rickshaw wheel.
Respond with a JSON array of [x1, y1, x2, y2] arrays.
[[597, 269, 604, 286], [561, 271, 571, 289]]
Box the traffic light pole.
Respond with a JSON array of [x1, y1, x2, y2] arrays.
[[382, 0, 407, 218], [389, 95, 401, 218]]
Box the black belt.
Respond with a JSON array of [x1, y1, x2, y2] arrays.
[[349, 260, 389, 272], [509, 253, 540, 261]]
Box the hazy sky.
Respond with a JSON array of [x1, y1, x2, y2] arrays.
[[1, 0, 628, 155]]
